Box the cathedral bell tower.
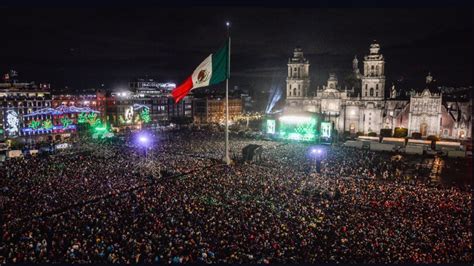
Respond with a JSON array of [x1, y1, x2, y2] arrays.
[[286, 47, 310, 106], [361, 41, 385, 99]]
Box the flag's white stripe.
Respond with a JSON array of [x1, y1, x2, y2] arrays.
[[191, 54, 213, 89]]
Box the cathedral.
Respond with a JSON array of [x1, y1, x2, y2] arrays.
[[284, 41, 472, 140]]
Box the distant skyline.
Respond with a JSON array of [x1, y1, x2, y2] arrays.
[[1, 8, 472, 93]]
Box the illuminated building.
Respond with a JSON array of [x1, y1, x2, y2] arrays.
[[193, 97, 243, 124], [284, 42, 472, 140], [51, 90, 106, 120], [0, 72, 52, 141], [106, 79, 192, 130], [22, 105, 100, 140]]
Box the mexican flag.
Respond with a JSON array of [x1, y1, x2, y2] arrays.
[[172, 40, 229, 103]]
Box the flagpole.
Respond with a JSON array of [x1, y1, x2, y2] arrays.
[[224, 21, 231, 165]]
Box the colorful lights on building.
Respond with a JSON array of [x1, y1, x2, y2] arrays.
[[5, 110, 20, 137]]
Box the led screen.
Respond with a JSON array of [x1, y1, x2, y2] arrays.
[[278, 115, 318, 141], [321, 122, 332, 138], [266, 119, 276, 134]]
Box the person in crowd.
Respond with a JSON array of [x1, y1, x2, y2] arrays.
[[0, 130, 471, 263]]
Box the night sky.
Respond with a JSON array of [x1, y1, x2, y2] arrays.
[[1, 8, 472, 95]]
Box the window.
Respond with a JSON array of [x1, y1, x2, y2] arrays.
[[376, 92, 378, 97], [293, 88, 297, 96], [370, 88, 374, 96], [376, 84, 379, 90]]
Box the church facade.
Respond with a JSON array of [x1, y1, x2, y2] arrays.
[[284, 41, 471, 140]]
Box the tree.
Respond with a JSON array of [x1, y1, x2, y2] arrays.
[[342, 131, 351, 139], [412, 132, 422, 139], [380, 128, 392, 137], [427, 135, 439, 141], [393, 127, 408, 138]]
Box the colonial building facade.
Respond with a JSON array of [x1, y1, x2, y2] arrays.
[[284, 41, 472, 140]]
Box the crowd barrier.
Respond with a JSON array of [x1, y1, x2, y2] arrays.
[[370, 143, 394, 152], [405, 145, 424, 155], [447, 150, 466, 158]]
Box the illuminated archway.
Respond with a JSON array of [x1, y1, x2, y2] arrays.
[[349, 123, 355, 134], [420, 123, 428, 137]]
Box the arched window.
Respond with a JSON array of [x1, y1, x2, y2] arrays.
[[293, 88, 297, 96], [370, 88, 374, 96]]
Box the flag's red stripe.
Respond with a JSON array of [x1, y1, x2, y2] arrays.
[[171, 76, 193, 103]]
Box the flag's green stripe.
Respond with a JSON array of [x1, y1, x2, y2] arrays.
[[209, 40, 229, 85]]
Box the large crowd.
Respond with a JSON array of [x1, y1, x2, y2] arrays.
[[1, 129, 472, 263]]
